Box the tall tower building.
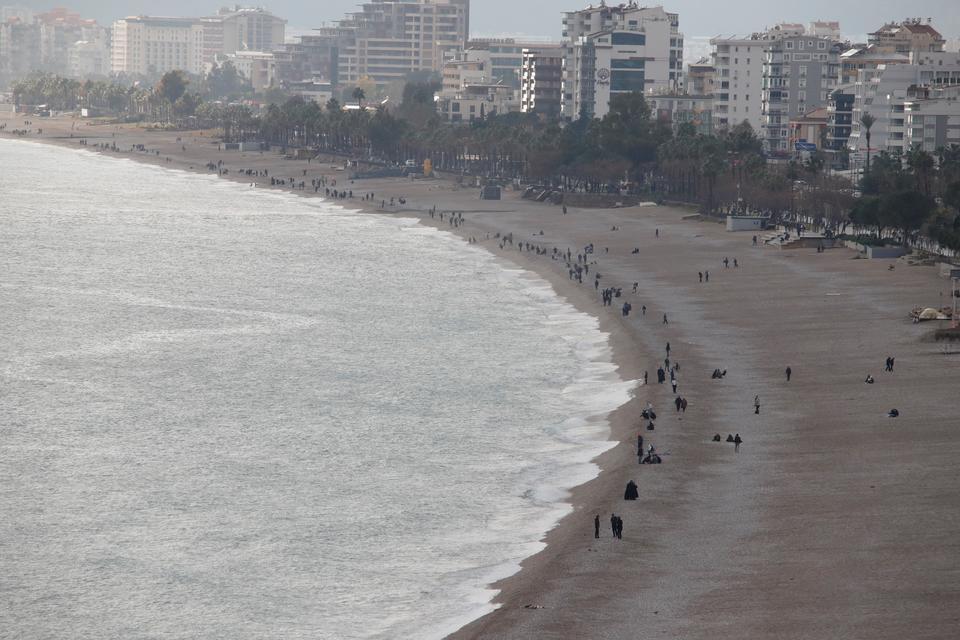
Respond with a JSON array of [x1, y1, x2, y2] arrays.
[[560, 3, 683, 120]]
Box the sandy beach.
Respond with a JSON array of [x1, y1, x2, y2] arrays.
[[5, 113, 960, 639]]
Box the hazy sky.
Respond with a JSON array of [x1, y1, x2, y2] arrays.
[[17, 0, 960, 40]]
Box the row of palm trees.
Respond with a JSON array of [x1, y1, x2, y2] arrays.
[[11, 71, 199, 122]]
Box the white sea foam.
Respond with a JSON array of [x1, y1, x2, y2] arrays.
[[0, 138, 635, 639]]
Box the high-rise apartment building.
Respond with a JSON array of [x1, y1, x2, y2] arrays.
[[826, 84, 855, 158], [520, 45, 563, 118], [1, 8, 106, 84], [201, 6, 286, 66], [902, 85, 960, 152], [760, 28, 843, 154], [323, 0, 469, 87], [561, 3, 683, 119], [710, 35, 765, 132], [36, 8, 106, 75], [111, 16, 205, 76], [847, 52, 960, 163], [0, 18, 40, 85]]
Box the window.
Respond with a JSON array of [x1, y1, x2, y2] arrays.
[[612, 59, 645, 69], [798, 40, 804, 50], [611, 32, 646, 46], [818, 41, 826, 50], [610, 70, 646, 91], [785, 41, 793, 50]]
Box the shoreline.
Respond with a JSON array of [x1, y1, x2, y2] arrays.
[[5, 114, 960, 640], [0, 120, 650, 634]]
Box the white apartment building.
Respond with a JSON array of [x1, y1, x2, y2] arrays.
[[226, 50, 277, 90], [111, 16, 205, 76], [561, 3, 683, 119], [710, 35, 765, 132], [902, 85, 960, 152], [464, 38, 552, 88], [201, 6, 285, 66], [68, 38, 109, 77], [437, 83, 518, 123], [333, 0, 469, 87], [441, 53, 489, 92], [848, 52, 960, 162]]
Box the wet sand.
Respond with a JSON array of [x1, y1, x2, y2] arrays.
[[5, 113, 960, 639]]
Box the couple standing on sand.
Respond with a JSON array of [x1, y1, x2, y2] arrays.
[[594, 514, 623, 539]]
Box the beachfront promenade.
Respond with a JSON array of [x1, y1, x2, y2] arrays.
[[4, 113, 960, 639]]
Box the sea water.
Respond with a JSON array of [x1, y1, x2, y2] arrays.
[[0, 139, 634, 639]]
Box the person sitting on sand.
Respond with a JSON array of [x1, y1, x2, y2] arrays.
[[888, 409, 900, 418], [713, 434, 722, 442], [624, 481, 639, 500], [865, 374, 875, 384]]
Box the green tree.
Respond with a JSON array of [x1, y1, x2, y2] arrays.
[[881, 190, 936, 241], [905, 146, 935, 196], [204, 61, 251, 99], [157, 70, 188, 107]]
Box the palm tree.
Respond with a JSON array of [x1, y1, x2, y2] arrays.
[[905, 146, 935, 195], [860, 113, 876, 176], [351, 87, 366, 111]]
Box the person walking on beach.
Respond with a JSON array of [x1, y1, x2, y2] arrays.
[[754, 395, 761, 414], [699, 271, 703, 283], [616, 517, 623, 539], [644, 371, 649, 385], [785, 366, 792, 382], [663, 313, 669, 325], [734, 434, 743, 452], [610, 514, 618, 538], [595, 514, 600, 539]]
